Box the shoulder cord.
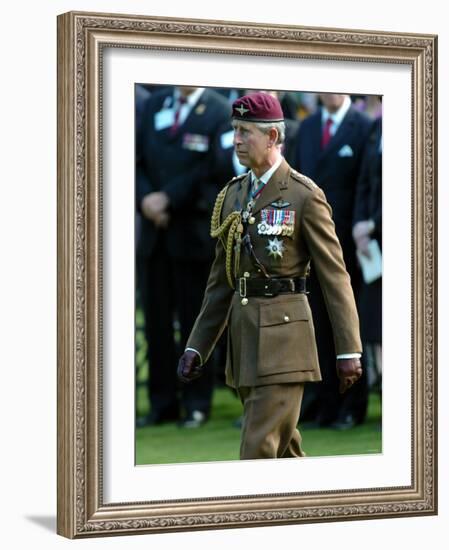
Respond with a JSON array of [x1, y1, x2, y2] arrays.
[[210, 185, 242, 288]]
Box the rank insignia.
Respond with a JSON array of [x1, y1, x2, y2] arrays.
[[270, 200, 291, 208], [266, 237, 285, 259]]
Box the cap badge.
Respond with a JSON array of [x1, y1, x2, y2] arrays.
[[235, 105, 250, 116]]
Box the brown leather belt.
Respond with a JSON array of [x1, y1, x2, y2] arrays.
[[238, 277, 308, 298]]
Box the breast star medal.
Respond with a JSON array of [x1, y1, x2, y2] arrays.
[[266, 237, 285, 259]]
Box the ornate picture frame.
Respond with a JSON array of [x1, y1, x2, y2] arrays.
[[57, 11, 437, 538]]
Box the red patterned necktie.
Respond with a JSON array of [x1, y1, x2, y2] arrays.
[[321, 117, 333, 149], [170, 96, 187, 136]]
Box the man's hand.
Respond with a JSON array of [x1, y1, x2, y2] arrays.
[[177, 350, 203, 383], [336, 358, 362, 394], [141, 192, 170, 225], [353, 220, 375, 258], [152, 211, 170, 229], [356, 234, 372, 258]]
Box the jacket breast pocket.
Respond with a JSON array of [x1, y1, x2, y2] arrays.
[[257, 297, 315, 377]]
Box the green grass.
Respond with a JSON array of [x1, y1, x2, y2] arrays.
[[135, 387, 382, 465], [135, 304, 381, 464], [301, 393, 382, 457]]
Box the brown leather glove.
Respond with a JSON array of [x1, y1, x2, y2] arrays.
[[177, 350, 203, 383], [336, 358, 362, 394]]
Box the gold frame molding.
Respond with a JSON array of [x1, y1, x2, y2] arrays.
[[57, 10, 438, 539]]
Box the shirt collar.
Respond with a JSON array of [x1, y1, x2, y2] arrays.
[[321, 95, 351, 128], [174, 87, 205, 108], [251, 154, 283, 186]]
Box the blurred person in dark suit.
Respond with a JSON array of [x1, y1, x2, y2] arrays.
[[278, 90, 301, 121], [213, 121, 248, 190], [351, 94, 383, 120], [136, 85, 232, 428], [135, 84, 151, 129], [135, 84, 152, 251], [353, 116, 382, 392], [297, 92, 319, 120], [294, 93, 372, 429]]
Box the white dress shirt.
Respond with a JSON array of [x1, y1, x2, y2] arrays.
[[321, 95, 351, 137], [163, 87, 206, 127]]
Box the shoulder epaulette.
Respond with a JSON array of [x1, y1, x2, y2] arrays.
[[227, 173, 247, 186], [290, 169, 318, 190]]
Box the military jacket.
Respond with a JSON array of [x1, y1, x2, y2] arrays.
[[186, 159, 362, 388]]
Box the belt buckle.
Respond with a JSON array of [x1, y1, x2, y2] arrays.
[[263, 280, 277, 297], [239, 277, 247, 298]]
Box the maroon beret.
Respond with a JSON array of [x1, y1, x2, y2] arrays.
[[232, 92, 284, 122]]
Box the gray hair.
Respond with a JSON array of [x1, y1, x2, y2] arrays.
[[254, 121, 286, 146]]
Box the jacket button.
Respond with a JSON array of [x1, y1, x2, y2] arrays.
[[241, 298, 249, 306], [284, 315, 290, 322]]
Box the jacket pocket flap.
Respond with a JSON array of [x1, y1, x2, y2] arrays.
[[259, 298, 309, 327]]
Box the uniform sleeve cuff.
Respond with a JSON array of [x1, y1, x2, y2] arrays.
[[185, 347, 203, 365], [336, 353, 361, 359]]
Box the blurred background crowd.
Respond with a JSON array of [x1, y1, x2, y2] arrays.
[[135, 84, 382, 433]]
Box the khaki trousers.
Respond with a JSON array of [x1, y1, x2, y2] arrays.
[[237, 383, 306, 460]]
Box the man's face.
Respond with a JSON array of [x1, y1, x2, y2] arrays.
[[178, 86, 197, 98], [319, 93, 346, 113], [232, 121, 270, 169]]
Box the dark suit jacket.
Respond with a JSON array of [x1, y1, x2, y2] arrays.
[[294, 105, 372, 276], [136, 88, 231, 261], [353, 117, 382, 245]]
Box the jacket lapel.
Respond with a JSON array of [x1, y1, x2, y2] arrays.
[[251, 159, 289, 216], [309, 113, 323, 164]]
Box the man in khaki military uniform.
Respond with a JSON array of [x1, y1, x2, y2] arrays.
[[177, 92, 362, 459]]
